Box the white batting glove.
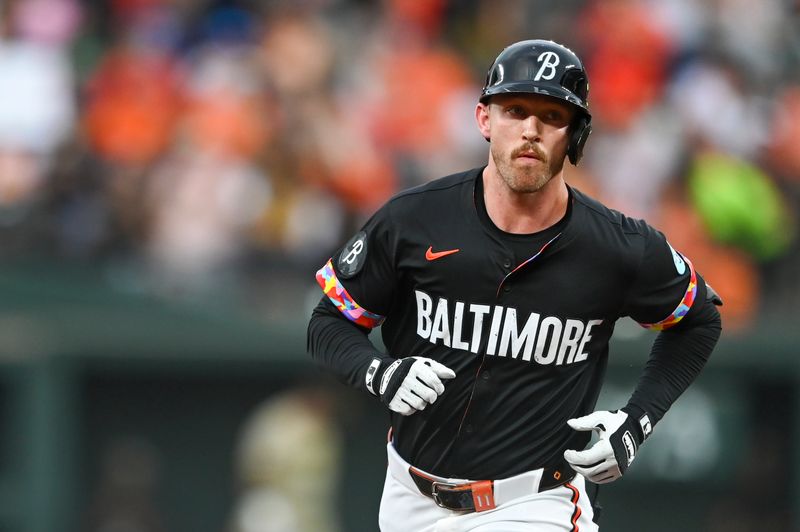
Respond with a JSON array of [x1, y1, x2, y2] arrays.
[[563, 409, 648, 484], [365, 357, 455, 416]]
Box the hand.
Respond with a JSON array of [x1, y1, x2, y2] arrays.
[[563, 409, 647, 484], [368, 357, 455, 416]]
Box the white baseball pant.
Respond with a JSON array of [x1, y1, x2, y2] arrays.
[[379, 442, 598, 532]]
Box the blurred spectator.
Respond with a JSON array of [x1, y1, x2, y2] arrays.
[[0, 0, 80, 258], [765, 85, 800, 183], [0, 0, 77, 236], [144, 148, 271, 291], [578, 0, 673, 130], [82, 44, 181, 166], [260, 10, 398, 210], [182, 46, 275, 160], [227, 389, 342, 532], [668, 57, 769, 160], [709, 0, 786, 81], [357, 2, 487, 189], [583, 104, 684, 218], [687, 149, 795, 263], [0, 20, 76, 155]]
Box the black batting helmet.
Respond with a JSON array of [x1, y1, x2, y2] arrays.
[[480, 40, 592, 165]]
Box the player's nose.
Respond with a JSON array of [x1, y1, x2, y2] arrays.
[[521, 115, 543, 141]]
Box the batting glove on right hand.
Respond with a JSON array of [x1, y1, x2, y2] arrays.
[[365, 357, 455, 416], [563, 409, 648, 484]]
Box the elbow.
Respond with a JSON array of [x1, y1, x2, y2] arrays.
[[705, 301, 722, 341]]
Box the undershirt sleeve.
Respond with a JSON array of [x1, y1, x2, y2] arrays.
[[622, 275, 722, 431], [307, 296, 385, 393]]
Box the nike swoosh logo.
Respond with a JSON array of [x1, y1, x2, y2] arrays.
[[425, 246, 460, 261]]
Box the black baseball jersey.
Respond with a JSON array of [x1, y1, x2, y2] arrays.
[[313, 167, 704, 480]]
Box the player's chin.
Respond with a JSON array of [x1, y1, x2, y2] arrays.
[[509, 173, 550, 193]]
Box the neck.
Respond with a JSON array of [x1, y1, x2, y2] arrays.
[[482, 165, 569, 234]]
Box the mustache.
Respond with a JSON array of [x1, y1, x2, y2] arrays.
[[511, 144, 547, 162]]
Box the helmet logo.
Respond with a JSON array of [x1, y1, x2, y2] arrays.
[[534, 51, 560, 81]]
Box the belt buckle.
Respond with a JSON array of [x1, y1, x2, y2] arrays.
[[430, 481, 457, 509]]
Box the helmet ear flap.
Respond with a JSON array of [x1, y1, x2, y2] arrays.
[[567, 115, 592, 165]]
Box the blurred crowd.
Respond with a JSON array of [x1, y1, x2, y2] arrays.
[[1, 0, 799, 331]]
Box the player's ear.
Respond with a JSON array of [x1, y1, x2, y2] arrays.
[[475, 102, 491, 142]]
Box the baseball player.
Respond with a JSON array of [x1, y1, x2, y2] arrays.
[[308, 40, 722, 531]]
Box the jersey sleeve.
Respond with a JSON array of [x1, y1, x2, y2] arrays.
[[315, 203, 398, 330], [622, 224, 699, 330]]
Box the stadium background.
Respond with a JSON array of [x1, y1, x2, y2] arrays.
[[0, 0, 799, 530]]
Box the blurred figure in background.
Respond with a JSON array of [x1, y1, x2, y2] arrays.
[[227, 389, 342, 532], [0, 0, 77, 255]]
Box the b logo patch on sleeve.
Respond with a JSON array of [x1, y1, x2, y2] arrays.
[[667, 243, 686, 275], [337, 231, 368, 278]]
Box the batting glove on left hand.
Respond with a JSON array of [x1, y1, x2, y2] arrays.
[[563, 409, 649, 484]]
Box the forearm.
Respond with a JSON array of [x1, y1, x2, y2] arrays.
[[566, 287, 723, 483], [307, 297, 385, 392], [624, 297, 722, 425], [307, 297, 455, 414]]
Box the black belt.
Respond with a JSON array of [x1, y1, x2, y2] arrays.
[[409, 461, 576, 513]]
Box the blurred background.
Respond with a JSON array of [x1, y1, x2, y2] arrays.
[[0, 0, 799, 530]]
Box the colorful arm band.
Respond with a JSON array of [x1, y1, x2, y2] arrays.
[[639, 256, 698, 331], [316, 259, 386, 329]]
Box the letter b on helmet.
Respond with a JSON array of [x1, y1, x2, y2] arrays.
[[533, 51, 560, 81]]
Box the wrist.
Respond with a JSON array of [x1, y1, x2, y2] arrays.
[[365, 356, 396, 396], [621, 404, 653, 443]]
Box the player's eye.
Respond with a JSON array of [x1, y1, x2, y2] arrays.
[[542, 109, 569, 126], [506, 105, 525, 118]]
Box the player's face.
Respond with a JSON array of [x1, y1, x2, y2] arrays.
[[476, 94, 575, 193]]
